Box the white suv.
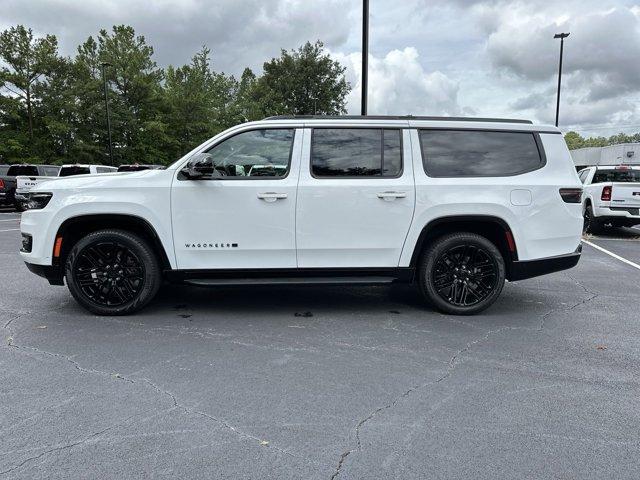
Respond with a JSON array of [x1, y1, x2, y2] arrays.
[[20, 116, 583, 315]]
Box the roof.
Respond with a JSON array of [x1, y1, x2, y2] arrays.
[[264, 115, 533, 124]]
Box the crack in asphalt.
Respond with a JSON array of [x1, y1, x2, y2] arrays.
[[537, 274, 600, 331], [328, 280, 601, 479], [2, 324, 308, 474], [0, 418, 134, 476]]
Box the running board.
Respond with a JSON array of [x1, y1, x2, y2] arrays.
[[184, 276, 397, 286]]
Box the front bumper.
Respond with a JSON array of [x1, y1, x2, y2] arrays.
[[509, 245, 581, 281], [24, 262, 64, 286]]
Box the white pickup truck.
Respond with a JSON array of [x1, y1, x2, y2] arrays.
[[15, 164, 117, 210], [579, 165, 640, 232]]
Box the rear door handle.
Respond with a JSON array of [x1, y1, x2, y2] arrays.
[[257, 192, 288, 202], [377, 191, 407, 201]]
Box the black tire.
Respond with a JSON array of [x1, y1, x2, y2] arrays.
[[418, 232, 505, 315], [583, 205, 603, 234], [65, 229, 161, 315]]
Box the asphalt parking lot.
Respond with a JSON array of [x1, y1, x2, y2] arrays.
[[1, 208, 640, 479]]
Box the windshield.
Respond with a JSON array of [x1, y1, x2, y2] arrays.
[[593, 169, 640, 183], [59, 166, 90, 177], [7, 165, 39, 176]]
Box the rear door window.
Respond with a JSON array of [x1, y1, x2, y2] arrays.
[[419, 130, 543, 177], [311, 128, 402, 178]]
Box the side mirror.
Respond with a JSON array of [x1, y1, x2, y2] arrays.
[[183, 153, 215, 179]]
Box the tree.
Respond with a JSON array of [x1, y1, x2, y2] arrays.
[[163, 47, 240, 160], [0, 26, 59, 140], [253, 41, 350, 116], [564, 131, 640, 150], [95, 25, 165, 164]]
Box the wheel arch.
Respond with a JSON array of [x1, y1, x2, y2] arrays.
[[409, 215, 518, 278], [53, 214, 172, 271]]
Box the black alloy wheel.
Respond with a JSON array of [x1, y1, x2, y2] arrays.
[[74, 241, 145, 306], [419, 233, 505, 315], [65, 230, 161, 315], [583, 205, 602, 234]]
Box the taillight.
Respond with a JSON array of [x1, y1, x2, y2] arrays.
[[601, 186, 612, 201], [0, 178, 4, 189], [559, 188, 582, 203]]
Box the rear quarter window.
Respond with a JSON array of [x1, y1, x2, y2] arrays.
[[419, 130, 544, 177]]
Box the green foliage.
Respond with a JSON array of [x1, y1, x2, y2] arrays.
[[0, 26, 351, 166], [253, 41, 350, 116], [564, 131, 640, 150]]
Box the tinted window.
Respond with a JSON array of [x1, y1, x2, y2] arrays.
[[117, 165, 150, 172], [206, 129, 293, 178], [59, 166, 90, 177], [419, 130, 542, 177], [7, 165, 38, 176], [592, 169, 640, 183], [311, 129, 402, 177]]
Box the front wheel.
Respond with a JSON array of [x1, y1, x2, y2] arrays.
[[419, 233, 505, 315], [65, 229, 162, 315]]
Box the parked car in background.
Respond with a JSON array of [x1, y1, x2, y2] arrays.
[[1, 164, 59, 210], [20, 115, 583, 316], [117, 164, 164, 172], [579, 165, 640, 232], [14, 164, 117, 211]]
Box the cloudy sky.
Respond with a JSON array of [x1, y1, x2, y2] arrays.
[[2, 0, 639, 136]]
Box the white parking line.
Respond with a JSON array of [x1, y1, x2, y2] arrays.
[[0, 219, 19, 222], [582, 239, 640, 271], [0, 228, 20, 232]]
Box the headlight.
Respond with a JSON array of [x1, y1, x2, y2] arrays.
[[24, 192, 53, 210]]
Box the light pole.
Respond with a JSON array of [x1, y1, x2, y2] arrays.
[[554, 32, 569, 127], [100, 62, 114, 165], [361, 0, 369, 116]]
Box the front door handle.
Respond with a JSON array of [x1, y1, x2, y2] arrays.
[[377, 191, 407, 201], [257, 192, 288, 203]]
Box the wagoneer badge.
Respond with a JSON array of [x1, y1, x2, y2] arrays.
[[185, 243, 239, 248]]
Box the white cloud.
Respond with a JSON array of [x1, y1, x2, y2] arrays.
[[333, 48, 463, 115]]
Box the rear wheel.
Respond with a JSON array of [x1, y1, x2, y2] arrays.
[[65, 229, 161, 315], [583, 205, 602, 234], [419, 233, 505, 315]]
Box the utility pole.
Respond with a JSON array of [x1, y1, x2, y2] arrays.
[[361, 0, 369, 116], [101, 62, 114, 165], [554, 32, 570, 127]]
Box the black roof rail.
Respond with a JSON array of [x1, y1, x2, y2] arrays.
[[262, 115, 533, 124]]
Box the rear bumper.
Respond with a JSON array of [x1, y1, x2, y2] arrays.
[[24, 262, 64, 286], [509, 245, 581, 281], [594, 205, 640, 220]]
